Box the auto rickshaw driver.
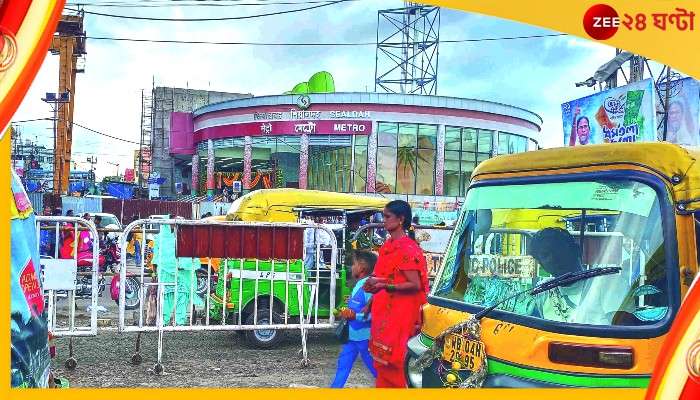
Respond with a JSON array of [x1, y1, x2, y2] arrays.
[[528, 227, 586, 322]]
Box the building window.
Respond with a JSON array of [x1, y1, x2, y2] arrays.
[[376, 122, 437, 195], [308, 136, 353, 192], [443, 126, 496, 196], [353, 135, 368, 192], [498, 132, 530, 155], [376, 145, 397, 194]]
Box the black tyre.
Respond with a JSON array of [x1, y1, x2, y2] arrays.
[[244, 309, 285, 349]]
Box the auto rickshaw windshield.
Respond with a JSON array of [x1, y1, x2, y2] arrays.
[[432, 179, 672, 331]]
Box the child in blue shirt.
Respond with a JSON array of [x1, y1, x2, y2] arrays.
[[330, 250, 378, 388]]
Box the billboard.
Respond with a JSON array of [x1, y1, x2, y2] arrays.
[[657, 77, 700, 147], [562, 79, 657, 146]]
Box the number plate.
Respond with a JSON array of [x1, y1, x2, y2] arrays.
[[442, 334, 485, 372]]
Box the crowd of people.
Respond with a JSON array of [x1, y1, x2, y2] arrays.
[[330, 200, 429, 388], [38, 207, 100, 261]]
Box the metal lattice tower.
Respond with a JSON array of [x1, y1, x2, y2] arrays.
[[375, 2, 440, 95]]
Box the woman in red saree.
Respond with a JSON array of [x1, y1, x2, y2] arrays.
[[59, 210, 76, 259], [364, 200, 429, 388]]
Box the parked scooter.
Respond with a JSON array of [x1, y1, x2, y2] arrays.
[[101, 231, 141, 311]]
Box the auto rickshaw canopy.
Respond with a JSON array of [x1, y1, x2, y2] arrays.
[[472, 142, 700, 212], [225, 189, 389, 222]]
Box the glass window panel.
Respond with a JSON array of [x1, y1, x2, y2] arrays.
[[355, 134, 368, 146], [444, 150, 461, 196], [498, 133, 510, 155], [376, 146, 397, 194], [477, 130, 494, 154], [330, 150, 339, 192], [516, 136, 528, 153], [433, 180, 667, 329], [378, 122, 398, 147], [445, 126, 462, 151], [309, 156, 316, 189], [416, 148, 436, 195], [396, 147, 417, 194], [342, 147, 351, 192], [322, 151, 330, 190], [398, 123, 417, 148], [353, 142, 368, 193], [461, 152, 477, 195], [462, 128, 478, 153], [417, 124, 437, 149]]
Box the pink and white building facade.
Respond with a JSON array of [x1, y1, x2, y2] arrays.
[[169, 92, 542, 203]]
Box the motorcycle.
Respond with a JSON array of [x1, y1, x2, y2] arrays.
[[101, 233, 141, 311]]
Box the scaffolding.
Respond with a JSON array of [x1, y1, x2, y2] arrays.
[[152, 87, 175, 196], [138, 89, 154, 189], [374, 2, 440, 95]]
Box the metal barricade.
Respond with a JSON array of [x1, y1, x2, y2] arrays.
[[118, 219, 338, 374], [36, 216, 101, 370]]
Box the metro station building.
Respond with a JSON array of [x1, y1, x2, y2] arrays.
[[169, 92, 542, 203]]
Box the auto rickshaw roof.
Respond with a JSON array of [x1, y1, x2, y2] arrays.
[[226, 189, 389, 222], [472, 142, 700, 212]]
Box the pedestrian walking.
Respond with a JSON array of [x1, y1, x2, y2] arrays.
[[151, 214, 202, 325], [364, 200, 429, 388], [330, 250, 377, 388]]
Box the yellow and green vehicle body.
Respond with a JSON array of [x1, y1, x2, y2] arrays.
[[208, 258, 349, 322], [407, 143, 700, 388]]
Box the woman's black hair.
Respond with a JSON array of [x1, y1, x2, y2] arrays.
[[385, 200, 415, 240]]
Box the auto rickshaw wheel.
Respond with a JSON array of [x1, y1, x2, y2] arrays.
[[244, 309, 285, 349]]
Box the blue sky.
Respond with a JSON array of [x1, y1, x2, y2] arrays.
[[13, 0, 654, 178]]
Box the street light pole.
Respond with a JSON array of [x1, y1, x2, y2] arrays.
[[42, 92, 70, 194]]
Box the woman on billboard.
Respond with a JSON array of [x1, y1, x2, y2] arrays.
[[568, 107, 592, 146], [666, 100, 699, 147]]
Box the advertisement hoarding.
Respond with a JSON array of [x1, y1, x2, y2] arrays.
[[562, 78, 657, 146], [657, 77, 700, 147]]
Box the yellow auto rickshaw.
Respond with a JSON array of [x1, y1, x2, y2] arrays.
[[202, 188, 388, 268], [407, 142, 699, 388]]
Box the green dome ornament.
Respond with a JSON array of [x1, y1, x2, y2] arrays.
[[287, 71, 335, 94], [308, 71, 335, 93], [291, 82, 310, 94]]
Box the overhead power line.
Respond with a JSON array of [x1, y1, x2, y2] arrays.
[[68, 0, 353, 8], [65, 0, 350, 21], [73, 122, 141, 144], [82, 32, 566, 46], [14, 117, 141, 144]]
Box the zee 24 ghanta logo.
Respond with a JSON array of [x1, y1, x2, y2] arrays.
[[583, 3, 695, 40]]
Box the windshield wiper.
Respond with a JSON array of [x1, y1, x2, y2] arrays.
[[530, 267, 621, 295], [473, 266, 621, 320]]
